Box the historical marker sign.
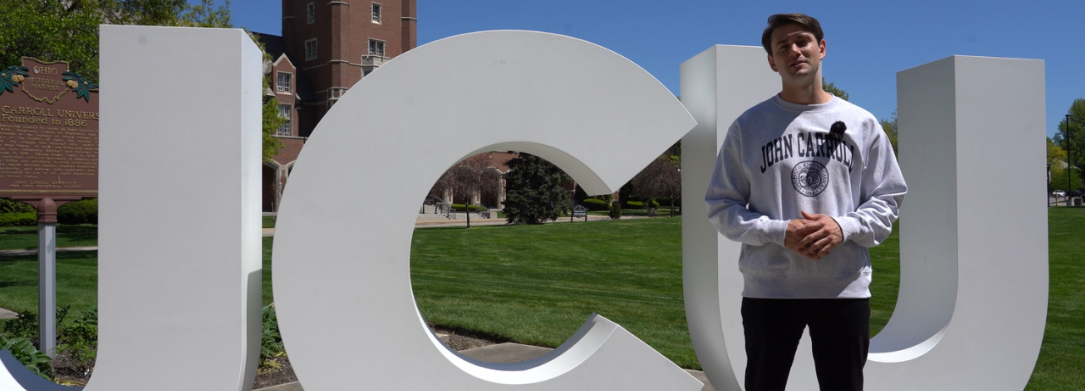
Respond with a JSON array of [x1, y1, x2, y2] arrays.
[[0, 57, 99, 202]]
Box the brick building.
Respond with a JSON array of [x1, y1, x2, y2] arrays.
[[256, 0, 417, 211]]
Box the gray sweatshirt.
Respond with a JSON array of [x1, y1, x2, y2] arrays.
[[705, 95, 906, 299]]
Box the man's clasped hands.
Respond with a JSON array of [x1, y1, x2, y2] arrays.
[[784, 211, 844, 260]]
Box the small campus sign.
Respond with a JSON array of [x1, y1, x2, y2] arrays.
[[0, 57, 99, 209], [572, 204, 588, 221]]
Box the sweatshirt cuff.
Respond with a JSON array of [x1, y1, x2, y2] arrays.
[[834, 215, 861, 243], [764, 219, 790, 246]]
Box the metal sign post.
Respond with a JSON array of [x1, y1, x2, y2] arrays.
[[38, 212, 57, 358], [33, 198, 59, 358], [12, 196, 78, 358]]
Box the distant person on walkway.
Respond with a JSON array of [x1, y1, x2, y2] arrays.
[[704, 13, 907, 391]]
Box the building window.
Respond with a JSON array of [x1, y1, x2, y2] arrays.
[[305, 39, 317, 61], [368, 39, 385, 57], [276, 72, 292, 93], [371, 3, 381, 24], [306, 2, 315, 24], [277, 105, 292, 136]]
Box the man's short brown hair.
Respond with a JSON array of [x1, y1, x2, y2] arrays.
[[761, 13, 824, 54]]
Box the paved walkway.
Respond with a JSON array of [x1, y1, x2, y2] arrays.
[[262, 212, 631, 234], [253, 342, 716, 391], [0, 246, 99, 257]]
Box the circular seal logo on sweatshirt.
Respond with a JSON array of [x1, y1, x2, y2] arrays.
[[792, 161, 829, 197]]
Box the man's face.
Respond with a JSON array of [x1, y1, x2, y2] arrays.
[[767, 23, 825, 84]]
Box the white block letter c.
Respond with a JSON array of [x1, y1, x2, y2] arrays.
[[273, 31, 702, 391]]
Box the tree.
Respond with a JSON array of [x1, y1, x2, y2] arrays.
[[448, 156, 501, 228], [821, 79, 900, 159], [0, 1, 286, 162], [879, 111, 899, 157], [1048, 137, 1067, 166], [0, 1, 102, 82], [0, 0, 232, 84], [427, 155, 501, 227], [502, 153, 571, 224], [1049, 165, 1082, 193], [1053, 98, 1085, 186], [261, 98, 287, 162], [822, 77, 849, 101], [248, 30, 285, 162], [631, 143, 681, 217]]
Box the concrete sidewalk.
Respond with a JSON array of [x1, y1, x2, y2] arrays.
[[262, 212, 631, 233], [0, 246, 99, 257], [253, 342, 715, 391]]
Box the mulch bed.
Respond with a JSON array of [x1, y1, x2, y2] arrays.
[[49, 323, 501, 389]]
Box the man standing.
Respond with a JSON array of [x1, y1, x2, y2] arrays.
[[704, 14, 907, 391]]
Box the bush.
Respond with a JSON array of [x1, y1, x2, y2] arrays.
[[57, 198, 97, 225], [656, 198, 681, 208], [608, 203, 622, 220], [2, 309, 39, 340], [58, 308, 97, 375], [0, 212, 36, 226], [0, 307, 70, 381], [0, 335, 52, 380], [0, 198, 34, 213], [3, 307, 98, 378], [624, 200, 659, 209], [450, 204, 487, 212], [3, 307, 71, 341], [582, 198, 609, 211], [259, 304, 284, 373]]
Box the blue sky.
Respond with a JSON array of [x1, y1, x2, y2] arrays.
[[224, 0, 1082, 139]]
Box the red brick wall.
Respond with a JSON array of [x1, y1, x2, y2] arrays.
[[281, 0, 417, 137], [269, 0, 417, 210]]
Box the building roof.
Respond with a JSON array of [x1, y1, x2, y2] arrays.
[[252, 32, 316, 102], [252, 32, 288, 63]]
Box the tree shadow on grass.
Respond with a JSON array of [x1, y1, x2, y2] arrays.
[[0, 281, 34, 288], [57, 225, 98, 243]]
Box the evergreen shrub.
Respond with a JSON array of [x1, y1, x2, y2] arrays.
[[624, 200, 660, 209], [582, 198, 609, 211], [502, 153, 571, 224], [608, 203, 622, 220], [451, 204, 487, 212], [0, 212, 36, 226], [0, 198, 34, 213], [57, 198, 97, 225]]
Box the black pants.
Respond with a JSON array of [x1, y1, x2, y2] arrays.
[[741, 297, 870, 391]]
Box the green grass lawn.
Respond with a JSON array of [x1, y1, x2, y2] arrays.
[[1026, 208, 1085, 391], [0, 225, 99, 251], [0, 210, 1081, 389], [0, 251, 99, 318], [407, 217, 898, 370], [0, 237, 277, 318], [410, 218, 696, 367]]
